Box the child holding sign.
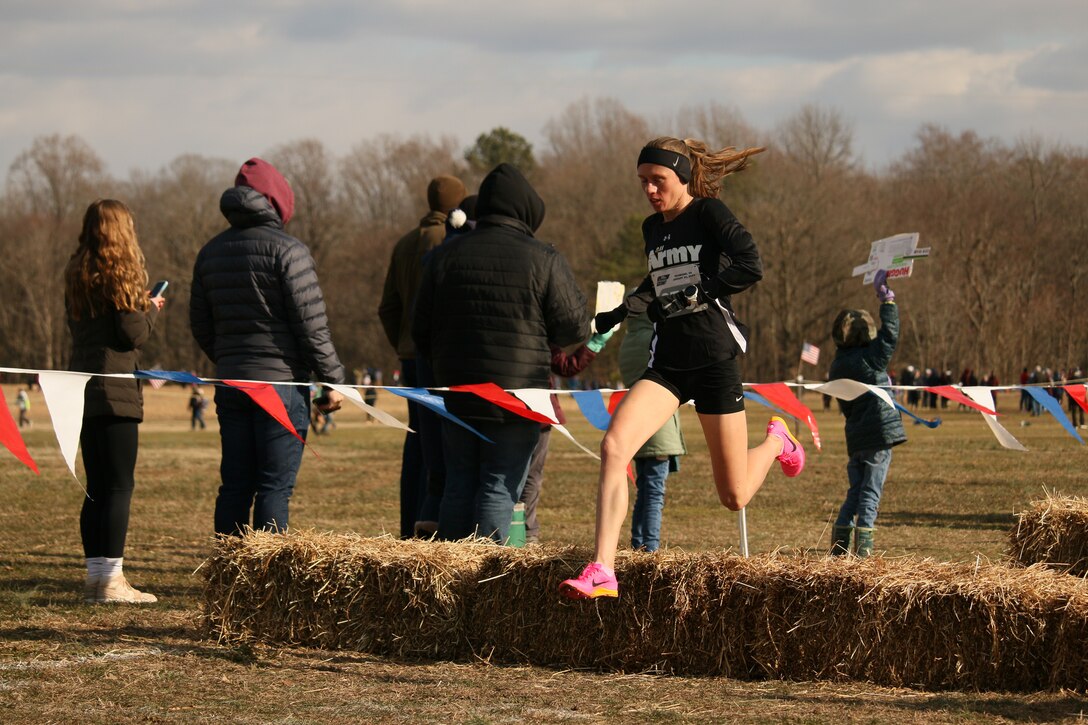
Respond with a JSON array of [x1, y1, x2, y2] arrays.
[[828, 270, 907, 557]]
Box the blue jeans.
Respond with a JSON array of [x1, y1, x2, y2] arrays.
[[438, 418, 540, 542], [213, 384, 309, 535], [631, 456, 670, 552], [836, 447, 893, 529]]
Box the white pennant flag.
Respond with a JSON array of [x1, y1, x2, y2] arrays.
[[325, 384, 412, 432], [961, 386, 1027, 451], [810, 379, 896, 410], [37, 371, 92, 479], [511, 388, 600, 460]]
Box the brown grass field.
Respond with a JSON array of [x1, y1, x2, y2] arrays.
[[1, 382, 1086, 723]]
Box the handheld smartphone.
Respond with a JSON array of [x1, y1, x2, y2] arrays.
[[149, 280, 169, 297]]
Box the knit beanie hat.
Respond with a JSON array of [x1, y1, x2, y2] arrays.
[[236, 158, 295, 224], [427, 175, 467, 213]]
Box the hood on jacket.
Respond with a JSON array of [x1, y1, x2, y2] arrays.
[[476, 163, 545, 233], [832, 308, 876, 348], [235, 157, 295, 224]]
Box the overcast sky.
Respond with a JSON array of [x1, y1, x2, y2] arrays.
[[2, 1, 1086, 178]]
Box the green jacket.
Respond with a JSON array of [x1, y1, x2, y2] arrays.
[[618, 314, 686, 458]]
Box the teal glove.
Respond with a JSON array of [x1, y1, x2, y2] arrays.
[[586, 328, 615, 353]]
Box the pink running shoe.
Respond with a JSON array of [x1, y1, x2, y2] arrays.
[[559, 562, 618, 600], [767, 416, 805, 477]]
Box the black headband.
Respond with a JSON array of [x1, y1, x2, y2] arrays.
[[636, 147, 691, 184]]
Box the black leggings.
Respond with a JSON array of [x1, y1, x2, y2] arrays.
[[79, 416, 140, 559]]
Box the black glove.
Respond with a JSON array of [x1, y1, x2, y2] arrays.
[[700, 273, 723, 301], [593, 306, 627, 333]]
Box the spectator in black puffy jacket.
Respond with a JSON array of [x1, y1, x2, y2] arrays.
[[413, 163, 590, 543], [190, 158, 345, 536]]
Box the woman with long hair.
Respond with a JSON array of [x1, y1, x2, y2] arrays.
[[560, 137, 806, 600], [66, 199, 164, 604]]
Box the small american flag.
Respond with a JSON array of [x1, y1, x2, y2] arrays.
[[800, 342, 820, 366], [148, 377, 167, 390]]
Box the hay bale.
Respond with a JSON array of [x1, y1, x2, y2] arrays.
[[203, 530, 493, 659], [203, 530, 1088, 691], [1010, 493, 1088, 577]]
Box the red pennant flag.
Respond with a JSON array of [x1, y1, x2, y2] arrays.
[[223, 381, 310, 449], [0, 388, 38, 473], [607, 390, 627, 415], [925, 385, 997, 415], [1065, 385, 1088, 414], [449, 383, 556, 424], [750, 382, 822, 451]]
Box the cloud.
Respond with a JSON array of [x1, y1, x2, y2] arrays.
[[0, 1, 1086, 176]]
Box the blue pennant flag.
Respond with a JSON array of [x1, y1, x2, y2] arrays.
[[134, 369, 205, 385], [1024, 387, 1084, 444], [571, 390, 612, 431], [387, 388, 493, 443]]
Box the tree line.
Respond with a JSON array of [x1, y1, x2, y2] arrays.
[[1, 98, 1084, 388]]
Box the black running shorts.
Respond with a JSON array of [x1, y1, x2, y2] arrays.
[[640, 358, 745, 415]]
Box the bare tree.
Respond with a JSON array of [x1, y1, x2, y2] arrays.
[[3, 134, 110, 368]]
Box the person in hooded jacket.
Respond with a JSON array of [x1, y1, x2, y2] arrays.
[[191, 157, 345, 536], [412, 164, 590, 543], [827, 270, 907, 557], [379, 174, 467, 539]]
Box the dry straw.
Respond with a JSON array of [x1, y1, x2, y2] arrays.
[[1010, 492, 1088, 577], [204, 529, 1088, 691]]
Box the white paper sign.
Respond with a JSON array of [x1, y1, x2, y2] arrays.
[[595, 281, 625, 314], [852, 233, 930, 285]]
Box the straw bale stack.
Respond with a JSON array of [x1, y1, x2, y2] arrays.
[[1010, 493, 1088, 577], [204, 530, 1088, 691], [204, 530, 493, 659]]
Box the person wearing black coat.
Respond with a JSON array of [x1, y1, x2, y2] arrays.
[[66, 199, 164, 604], [190, 158, 345, 536], [828, 270, 908, 557], [412, 164, 590, 543]]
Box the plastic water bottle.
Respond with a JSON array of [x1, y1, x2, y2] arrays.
[[507, 503, 526, 548]]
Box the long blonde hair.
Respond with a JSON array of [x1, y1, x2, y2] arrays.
[[644, 137, 766, 198], [65, 199, 149, 320]]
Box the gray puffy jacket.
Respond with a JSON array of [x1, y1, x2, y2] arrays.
[[190, 187, 345, 384]]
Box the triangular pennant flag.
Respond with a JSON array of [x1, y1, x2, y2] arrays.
[[607, 390, 626, 415], [894, 402, 941, 428], [387, 388, 492, 443], [1023, 387, 1084, 444], [449, 383, 556, 425], [135, 369, 204, 385], [37, 371, 91, 479], [510, 388, 599, 460], [325, 384, 410, 432], [925, 385, 996, 415], [743, 390, 786, 417], [750, 382, 821, 450], [222, 380, 308, 447], [961, 386, 1026, 451], [1064, 385, 1088, 414], [0, 387, 38, 473], [571, 390, 612, 431], [812, 379, 896, 410]]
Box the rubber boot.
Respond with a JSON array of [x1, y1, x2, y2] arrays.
[[830, 525, 853, 557], [854, 527, 875, 558]]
